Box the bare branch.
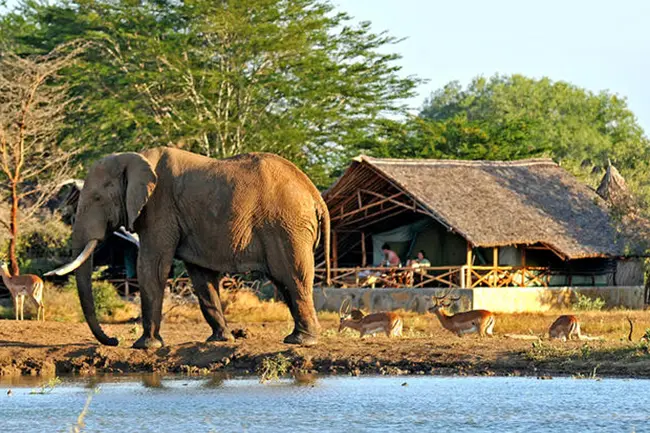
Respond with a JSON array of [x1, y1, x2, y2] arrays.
[[0, 41, 88, 270]]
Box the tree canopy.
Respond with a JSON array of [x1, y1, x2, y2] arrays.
[[0, 0, 420, 187], [357, 74, 650, 211]]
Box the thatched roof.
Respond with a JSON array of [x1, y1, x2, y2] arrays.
[[596, 161, 636, 213], [325, 156, 647, 259]]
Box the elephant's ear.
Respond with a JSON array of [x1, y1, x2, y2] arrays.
[[121, 153, 157, 231]]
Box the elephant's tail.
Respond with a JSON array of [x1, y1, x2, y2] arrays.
[[317, 200, 332, 287]]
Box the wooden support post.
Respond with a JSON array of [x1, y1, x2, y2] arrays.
[[332, 230, 338, 269], [361, 231, 367, 267], [466, 242, 473, 288], [520, 247, 527, 287], [125, 279, 130, 298], [492, 247, 499, 288]]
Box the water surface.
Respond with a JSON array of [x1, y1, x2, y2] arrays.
[[1, 375, 648, 432]]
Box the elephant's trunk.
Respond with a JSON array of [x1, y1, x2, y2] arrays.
[[72, 237, 119, 347]]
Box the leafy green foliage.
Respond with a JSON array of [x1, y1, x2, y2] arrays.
[[64, 274, 124, 318], [358, 74, 650, 214], [0, 212, 71, 275], [1, 0, 420, 187], [30, 377, 62, 395], [573, 292, 606, 311], [257, 353, 292, 383]]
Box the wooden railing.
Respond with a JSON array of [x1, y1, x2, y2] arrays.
[[314, 266, 462, 289], [314, 265, 555, 288], [466, 266, 551, 288], [108, 275, 273, 297], [108, 266, 613, 291]]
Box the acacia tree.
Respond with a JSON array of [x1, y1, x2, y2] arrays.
[[0, 0, 421, 186], [0, 42, 84, 274]]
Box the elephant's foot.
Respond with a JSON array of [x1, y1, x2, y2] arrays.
[[206, 329, 235, 343], [283, 330, 318, 347], [132, 335, 164, 350]]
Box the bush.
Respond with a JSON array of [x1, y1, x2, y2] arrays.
[[257, 354, 292, 383], [63, 275, 126, 319], [0, 211, 71, 275], [573, 292, 606, 311]]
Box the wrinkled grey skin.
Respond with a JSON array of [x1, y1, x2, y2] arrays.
[[71, 147, 330, 349]]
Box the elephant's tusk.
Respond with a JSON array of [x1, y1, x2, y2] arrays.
[[44, 240, 98, 276]]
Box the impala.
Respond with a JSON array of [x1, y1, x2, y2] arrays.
[[0, 262, 45, 321], [338, 299, 403, 338], [428, 291, 494, 337], [548, 315, 581, 341]]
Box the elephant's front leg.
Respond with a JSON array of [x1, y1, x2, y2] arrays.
[[133, 252, 174, 349], [185, 263, 234, 342]]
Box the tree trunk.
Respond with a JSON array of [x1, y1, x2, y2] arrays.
[[8, 181, 19, 276]]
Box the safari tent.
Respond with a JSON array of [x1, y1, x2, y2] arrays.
[[315, 156, 649, 289]]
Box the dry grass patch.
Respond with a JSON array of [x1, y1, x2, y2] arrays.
[[163, 289, 292, 324], [0, 282, 139, 323], [492, 310, 650, 340]]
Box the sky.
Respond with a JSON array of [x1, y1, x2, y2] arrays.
[[2, 0, 649, 133], [334, 0, 650, 134]]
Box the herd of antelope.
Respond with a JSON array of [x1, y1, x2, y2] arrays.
[[0, 263, 639, 344], [338, 289, 591, 342]]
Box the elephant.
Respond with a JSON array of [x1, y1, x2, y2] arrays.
[[46, 147, 331, 348]]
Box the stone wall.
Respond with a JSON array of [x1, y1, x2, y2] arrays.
[[313, 286, 646, 314]]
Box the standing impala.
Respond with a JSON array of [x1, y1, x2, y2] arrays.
[[0, 262, 45, 321], [338, 299, 403, 338], [428, 291, 494, 337], [548, 315, 581, 341]]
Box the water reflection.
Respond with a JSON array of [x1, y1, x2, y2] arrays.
[[293, 372, 318, 387], [202, 373, 229, 389], [1, 376, 650, 433], [141, 373, 163, 389]]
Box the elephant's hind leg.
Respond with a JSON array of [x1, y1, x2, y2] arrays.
[[266, 239, 320, 346], [185, 263, 234, 342]]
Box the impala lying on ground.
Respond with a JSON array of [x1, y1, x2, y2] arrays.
[[0, 262, 45, 321], [338, 299, 403, 338], [548, 315, 581, 341], [428, 291, 495, 337]]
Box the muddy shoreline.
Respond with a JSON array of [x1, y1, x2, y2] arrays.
[[1, 319, 649, 380]]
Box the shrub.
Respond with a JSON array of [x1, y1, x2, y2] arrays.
[[257, 354, 292, 383], [0, 211, 71, 275], [573, 292, 606, 311], [63, 275, 128, 320]]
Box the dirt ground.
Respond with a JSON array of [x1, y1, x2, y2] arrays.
[[1, 310, 650, 379]]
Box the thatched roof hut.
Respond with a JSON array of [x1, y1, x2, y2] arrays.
[[325, 156, 646, 261]]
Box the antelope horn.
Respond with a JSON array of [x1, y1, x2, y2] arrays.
[[433, 288, 451, 301], [627, 317, 634, 342], [44, 240, 98, 276], [339, 298, 351, 317]]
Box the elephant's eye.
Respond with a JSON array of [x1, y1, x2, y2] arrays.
[[93, 194, 101, 202]]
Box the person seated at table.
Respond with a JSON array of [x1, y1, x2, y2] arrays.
[[358, 243, 400, 282], [379, 243, 401, 267], [407, 250, 431, 268], [406, 250, 431, 284]]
